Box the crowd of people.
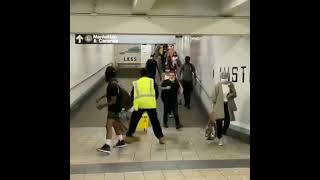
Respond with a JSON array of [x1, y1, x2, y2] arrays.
[[95, 44, 238, 154]]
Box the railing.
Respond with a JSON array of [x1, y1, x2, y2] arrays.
[[116, 63, 144, 69], [193, 73, 211, 99], [70, 63, 113, 91], [192, 72, 215, 112]]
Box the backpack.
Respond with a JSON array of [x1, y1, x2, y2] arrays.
[[181, 63, 194, 81], [107, 79, 133, 111], [118, 87, 133, 111]]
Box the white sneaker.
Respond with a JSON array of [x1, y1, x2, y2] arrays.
[[218, 138, 223, 146]]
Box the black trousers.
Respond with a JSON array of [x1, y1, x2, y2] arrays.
[[126, 109, 164, 139], [216, 103, 230, 138], [182, 80, 193, 107], [163, 103, 181, 126]]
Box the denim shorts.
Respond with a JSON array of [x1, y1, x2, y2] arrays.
[[107, 111, 120, 119], [106, 111, 130, 134]]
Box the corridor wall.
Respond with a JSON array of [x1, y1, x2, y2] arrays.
[[70, 34, 114, 107], [176, 35, 250, 134]]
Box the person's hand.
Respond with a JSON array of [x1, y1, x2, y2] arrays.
[[96, 104, 104, 110], [166, 86, 171, 89], [208, 111, 215, 121], [227, 93, 233, 99]]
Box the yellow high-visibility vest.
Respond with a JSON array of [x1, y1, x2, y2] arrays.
[[133, 77, 157, 111]]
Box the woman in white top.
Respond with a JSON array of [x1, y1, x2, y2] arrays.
[[211, 72, 237, 146]]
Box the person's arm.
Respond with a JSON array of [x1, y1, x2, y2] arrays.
[[191, 64, 197, 79], [161, 80, 166, 87], [227, 83, 237, 99], [130, 86, 134, 102], [191, 64, 197, 85], [154, 82, 159, 99], [108, 96, 117, 105], [176, 80, 181, 95], [160, 80, 171, 90], [212, 84, 219, 106], [209, 85, 219, 117], [96, 94, 106, 103], [96, 102, 108, 110], [179, 65, 184, 79]]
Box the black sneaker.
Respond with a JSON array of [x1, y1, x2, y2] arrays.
[[176, 124, 183, 129], [164, 123, 169, 128], [115, 140, 127, 148], [97, 144, 111, 154]]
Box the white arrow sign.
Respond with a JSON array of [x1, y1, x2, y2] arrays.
[[76, 35, 84, 43]]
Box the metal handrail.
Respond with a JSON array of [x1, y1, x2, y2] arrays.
[[194, 74, 212, 99], [193, 73, 215, 112], [70, 63, 113, 91]]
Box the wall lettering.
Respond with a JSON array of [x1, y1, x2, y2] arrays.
[[123, 57, 137, 61], [219, 66, 249, 83], [240, 66, 246, 83], [232, 67, 238, 82]]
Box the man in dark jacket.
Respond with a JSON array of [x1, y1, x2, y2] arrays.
[[180, 56, 197, 109], [146, 57, 161, 82], [161, 71, 183, 129]]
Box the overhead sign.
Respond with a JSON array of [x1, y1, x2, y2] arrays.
[[75, 34, 118, 44], [114, 45, 141, 64], [74, 34, 176, 44]]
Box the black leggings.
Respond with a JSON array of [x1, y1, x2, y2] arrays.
[[182, 80, 193, 107], [216, 103, 230, 138], [126, 109, 164, 139], [163, 103, 180, 126]]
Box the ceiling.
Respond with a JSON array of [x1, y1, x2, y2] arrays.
[[70, 0, 250, 17]]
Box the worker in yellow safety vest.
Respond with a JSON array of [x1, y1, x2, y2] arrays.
[[126, 68, 165, 144]]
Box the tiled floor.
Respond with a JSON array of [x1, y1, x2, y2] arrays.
[[70, 77, 250, 178], [70, 168, 250, 180], [70, 127, 250, 164]]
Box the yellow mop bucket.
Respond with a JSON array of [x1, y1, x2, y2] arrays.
[[137, 112, 149, 132]]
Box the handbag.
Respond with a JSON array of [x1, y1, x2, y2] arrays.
[[205, 111, 217, 140]]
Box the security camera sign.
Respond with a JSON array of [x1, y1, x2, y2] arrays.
[[75, 34, 118, 44]]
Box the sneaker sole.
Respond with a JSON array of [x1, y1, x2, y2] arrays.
[[114, 144, 127, 148], [96, 149, 111, 154]]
